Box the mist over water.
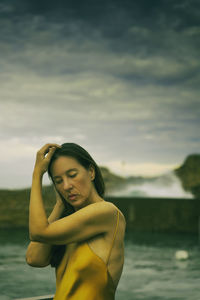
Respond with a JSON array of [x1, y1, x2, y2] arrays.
[[109, 172, 193, 198]]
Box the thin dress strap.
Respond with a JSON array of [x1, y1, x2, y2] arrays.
[[106, 209, 120, 265]]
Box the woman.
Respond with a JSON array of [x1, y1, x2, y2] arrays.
[[26, 143, 126, 300]]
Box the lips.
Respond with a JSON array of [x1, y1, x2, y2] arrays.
[[68, 194, 77, 201]]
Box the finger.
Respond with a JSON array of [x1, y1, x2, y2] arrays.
[[39, 143, 61, 155], [45, 143, 61, 150], [46, 146, 57, 156], [49, 143, 61, 148]]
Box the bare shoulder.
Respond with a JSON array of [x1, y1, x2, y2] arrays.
[[108, 202, 126, 221], [85, 201, 125, 224], [89, 201, 123, 216], [101, 201, 126, 229]]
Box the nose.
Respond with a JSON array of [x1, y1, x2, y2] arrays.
[[63, 178, 73, 191]]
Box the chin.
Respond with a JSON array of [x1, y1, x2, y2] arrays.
[[73, 199, 89, 210]]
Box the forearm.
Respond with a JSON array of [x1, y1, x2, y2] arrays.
[[29, 170, 49, 239], [27, 143, 62, 266]]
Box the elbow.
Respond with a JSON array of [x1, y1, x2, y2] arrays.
[[26, 256, 49, 268], [25, 254, 37, 267], [26, 252, 50, 268]]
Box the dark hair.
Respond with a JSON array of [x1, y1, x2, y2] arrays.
[[48, 142, 105, 197], [47, 143, 105, 267]]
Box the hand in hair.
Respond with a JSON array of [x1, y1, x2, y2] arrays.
[[34, 143, 61, 176]]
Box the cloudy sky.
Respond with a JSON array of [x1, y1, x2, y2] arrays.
[[0, 0, 200, 189]]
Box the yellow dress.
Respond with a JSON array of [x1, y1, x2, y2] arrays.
[[53, 209, 120, 300]]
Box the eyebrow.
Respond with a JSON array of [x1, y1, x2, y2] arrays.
[[53, 168, 78, 179]]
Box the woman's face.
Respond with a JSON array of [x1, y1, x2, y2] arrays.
[[51, 156, 95, 210]]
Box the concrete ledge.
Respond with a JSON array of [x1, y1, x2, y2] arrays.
[[14, 295, 54, 300]]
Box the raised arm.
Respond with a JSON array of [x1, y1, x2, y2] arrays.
[[28, 144, 115, 246], [26, 190, 65, 267]]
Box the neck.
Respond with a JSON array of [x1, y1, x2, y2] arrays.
[[74, 186, 104, 211]]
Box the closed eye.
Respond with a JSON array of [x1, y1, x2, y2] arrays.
[[55, 179, 63, 185], [68, 173, 77, 178]]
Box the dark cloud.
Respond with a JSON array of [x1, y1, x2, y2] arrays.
[[0, 0, 200, 187], [1, 0, 199, 88]]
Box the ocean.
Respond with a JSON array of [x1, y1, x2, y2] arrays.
[[0, 229, 199, 300]]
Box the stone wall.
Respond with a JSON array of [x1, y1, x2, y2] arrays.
[[107, 197, 200, 234]]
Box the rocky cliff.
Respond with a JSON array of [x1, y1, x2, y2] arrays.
[[175, 154, 200, 199]]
